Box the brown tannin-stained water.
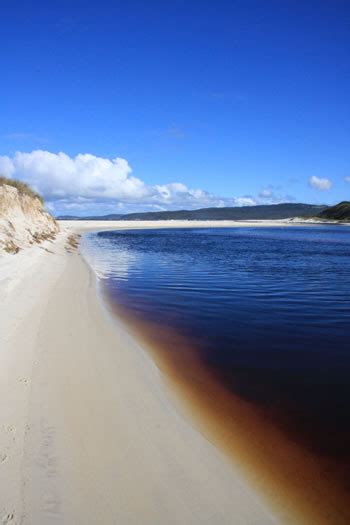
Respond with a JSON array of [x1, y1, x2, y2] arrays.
[[82, 226, 350, 524]]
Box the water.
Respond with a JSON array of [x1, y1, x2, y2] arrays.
[[82, 226, 350, 508]]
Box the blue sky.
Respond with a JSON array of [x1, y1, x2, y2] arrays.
[[1, 1, 349, 215]]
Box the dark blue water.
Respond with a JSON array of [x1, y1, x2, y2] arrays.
[[83, 226, 350, 472]]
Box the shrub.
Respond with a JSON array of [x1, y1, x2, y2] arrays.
[[0, 175, 44, 203]]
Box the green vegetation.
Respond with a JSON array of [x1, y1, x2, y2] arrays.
[[58, 203, 327, 221], [0, 175, 43, 203], [317, 201, 350, 222]]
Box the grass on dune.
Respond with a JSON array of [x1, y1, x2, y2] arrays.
[[0, 175, 44, 203]]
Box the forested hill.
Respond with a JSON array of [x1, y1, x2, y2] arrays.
[[57, 203, 327, 221], [317, 202, 350, 221], [58, 203, 327, 221]]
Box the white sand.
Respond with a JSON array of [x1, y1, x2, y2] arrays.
[[0, 184, 58, 253], [0, 220, 308, 524]]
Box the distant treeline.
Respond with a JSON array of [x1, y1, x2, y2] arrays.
[[57, 202, 327, 221], [317, 201, 350, 221]]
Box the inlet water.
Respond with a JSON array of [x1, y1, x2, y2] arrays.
[[82, 226, 350, 493]]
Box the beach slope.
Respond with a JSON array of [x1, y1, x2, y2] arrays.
[[0, 223, 278, 524]]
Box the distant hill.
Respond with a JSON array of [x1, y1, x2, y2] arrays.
[[57, 203, 327, 221], [317, 201, 350, 222], [57, 213, 124, 221]]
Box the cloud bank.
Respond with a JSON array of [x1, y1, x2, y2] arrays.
[[308, 175, 332, 191], [0, 150, 293, 215]]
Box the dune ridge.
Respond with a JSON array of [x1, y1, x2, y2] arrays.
[[0, 183, 58, 253]]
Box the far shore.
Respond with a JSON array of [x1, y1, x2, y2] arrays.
[[59, 217, 350, 237], [0, 219, 348, 524]]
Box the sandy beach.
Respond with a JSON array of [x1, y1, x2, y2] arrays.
[[0, 220, 285, 525], [3, 2, 349, 522], [0, 219, 347, 524]]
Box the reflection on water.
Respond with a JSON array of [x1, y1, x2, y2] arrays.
[[82, 232, 137, 280], [82, 226, 350, 522]]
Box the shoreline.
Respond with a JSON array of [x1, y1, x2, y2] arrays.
[[80, 220, 350, 525], [104, 291, 349, 525], [0, 221, 281, 524], [1, 219, 348, 524]]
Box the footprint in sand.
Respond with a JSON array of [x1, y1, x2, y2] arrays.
[[2, 513, 14, 524], [6, 426, 15, 442]]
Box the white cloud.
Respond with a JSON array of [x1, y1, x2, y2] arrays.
[[308, 175, 332, 191], [234, 197, 256, 206], [259, 189, 273, 199], [4, 150, 147, 201], [258, 186, 296, 204], [0, 150, 294, 215], [0, 155, 15, 177]]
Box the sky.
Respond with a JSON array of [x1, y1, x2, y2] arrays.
[[1, 0, 349, 216]]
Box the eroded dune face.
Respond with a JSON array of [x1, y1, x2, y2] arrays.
[[0, 184, 59, 253]]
